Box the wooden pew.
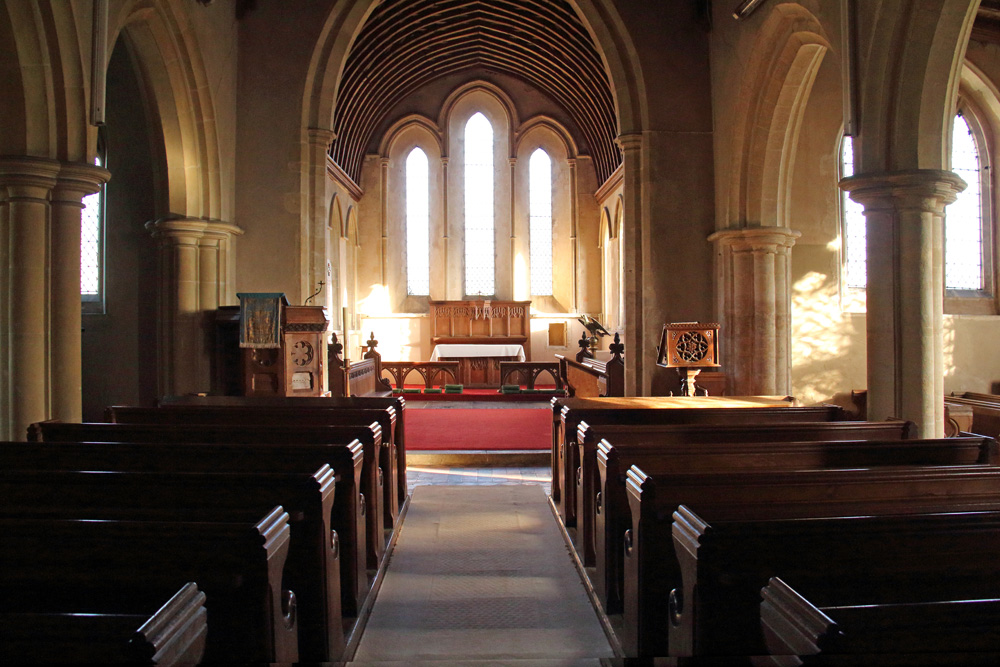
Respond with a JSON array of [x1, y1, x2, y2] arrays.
[[553, 396, 846, 527], [556, 354, 624, 399], [576, 418, 916, 570], [671, 505, 1000, 660], [0, 508, 296, 663], [589, 423, 976, 616], [29, 420, 387, 573], [622, 464, 1000, 657], [0, 466, 343, 663], [0, 438, 367, 624], [758, 577, 1000, 665], [158, 393, 410, 518], [0, 582, 207, 665], [106, 403, 401, 528], [945, 394, 1000, 439]]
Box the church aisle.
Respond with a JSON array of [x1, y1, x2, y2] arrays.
[[350, 484, 614, 664]]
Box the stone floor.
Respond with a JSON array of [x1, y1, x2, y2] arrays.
[[407, 465, 552, 496]]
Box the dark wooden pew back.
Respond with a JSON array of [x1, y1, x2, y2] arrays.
[[622, 464, 1000, 658], [758, 577, 1000, 665], [29, 420, 387, 572], [672, 505, 1000, 659], [554, 399, 851, 526], [0, 466, 342, 662], [106, 404, 400, 526], [0, 438, 367, 627], [584, 420, 921, 612], [0, 582, 207, 665], [0, 509, 296, 664]]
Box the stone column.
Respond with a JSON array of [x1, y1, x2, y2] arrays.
[[841, 170, 965, 438], [147, 218, 243, 397], [0, 158, 60, 440], [708, 227, 800, 397], [50, 162, 110, 422], [617, 133, 644, 395]]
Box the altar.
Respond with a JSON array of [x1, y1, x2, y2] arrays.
[[429, 300, 531, 388]]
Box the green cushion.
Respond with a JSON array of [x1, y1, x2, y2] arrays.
[[423, 387, 443, 394]]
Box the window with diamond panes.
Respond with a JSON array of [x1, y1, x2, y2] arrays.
[[947, 113, 986, 291], [81, 154, 104, 303], [464, 112, 495, 296], [406, 147, 430, 295], [841, 135, 867, 290], [529, 148, 553, 296]]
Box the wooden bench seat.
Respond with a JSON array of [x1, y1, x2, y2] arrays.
[[158, 394, 410, 512], [577, 419, 921, 572], [588, 425, 980, 616], [0, 438, 367, 625], [551, 396, 845, 525], [106, 403, 401, 528], [0, 466, 343, 662], [945, 394, 1000, 439], [623, 464, 1000, 657], [0, 582, 207, 665], [0, 508, 296, 663], [671, 505, 1000, 659], [29, 420, 387, 572], [758, 577, 1000, 665]]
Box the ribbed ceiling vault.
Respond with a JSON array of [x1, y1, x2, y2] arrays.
[[330, 0, 620, 187]]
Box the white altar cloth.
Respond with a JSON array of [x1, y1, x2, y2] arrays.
[[430, 344, 526, 361]]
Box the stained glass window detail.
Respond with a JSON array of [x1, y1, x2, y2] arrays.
[[464, 112, 494, 296], [529, 148, 553, 296], [841, 135, 867, 289], [406, 147, 430, 295], [947, 114, 985, 291], [81, 154, 103, 299]]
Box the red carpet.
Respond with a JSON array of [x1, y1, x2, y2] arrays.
[[405, 408, 551, 450]]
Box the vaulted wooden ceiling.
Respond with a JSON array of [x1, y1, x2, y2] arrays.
[[330, 0, 620, 187]]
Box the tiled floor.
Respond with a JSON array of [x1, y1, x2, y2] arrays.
[[407, 465, 552, 496]]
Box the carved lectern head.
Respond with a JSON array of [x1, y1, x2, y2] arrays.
[[656, 322, 721, 368]]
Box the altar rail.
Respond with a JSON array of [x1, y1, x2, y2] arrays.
[[499, 362, 563, 390], [380, 361, 460, 389]]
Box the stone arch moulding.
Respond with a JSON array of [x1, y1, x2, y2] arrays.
[[439, 82, 520, 159], [378, 114, 444, 159], [514, 116, 580, 160], [727, 2, 830, 228], [330, 192, 344, 235], [599, 207, 612, 248], [111, 0, 225, 221]]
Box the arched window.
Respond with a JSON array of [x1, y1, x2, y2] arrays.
[[464, 112, 495, 296], [840, 135, 867, 290], [529, 148, 553, 296], [406, 147, 430, 295], [948, 112, 987, 292], [81, 136, 106, 313]]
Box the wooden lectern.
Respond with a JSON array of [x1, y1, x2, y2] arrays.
[[237, 293, 330, 397], [656, 322, 721, 396]]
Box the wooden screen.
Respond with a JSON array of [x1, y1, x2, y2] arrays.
[[428, 300, 531, 356]]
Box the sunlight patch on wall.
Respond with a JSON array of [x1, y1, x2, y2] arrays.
[[791, 270, 865, 405]]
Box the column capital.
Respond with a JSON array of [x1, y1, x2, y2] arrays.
[[616, 133, 643, 152], [0, 156, 62, 196], [307, 127, 337, 151], [52, 162, 111, 204], [146, 217, 244, 242], [840, 169, 967, 212], [708, 226, 801, 252]]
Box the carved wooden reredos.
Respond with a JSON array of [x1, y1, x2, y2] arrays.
[[429, 300, 531, 358]]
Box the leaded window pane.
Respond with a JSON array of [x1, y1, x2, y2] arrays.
[[841, 136, 867, 289], [465, 112, 494, 296], [947, 114, 985, 291], [406, 147, 430, 295], [529, 148, 553, 296], [81, 155, 103, 298]]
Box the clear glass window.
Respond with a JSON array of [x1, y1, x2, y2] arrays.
[[406, 147, 430, 295], [464, 112, 495, 296], [529, 148, 553, 296], [841, 135, 867, 290], [81, 154, 104, 305], [947, 113, 985, 291]]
